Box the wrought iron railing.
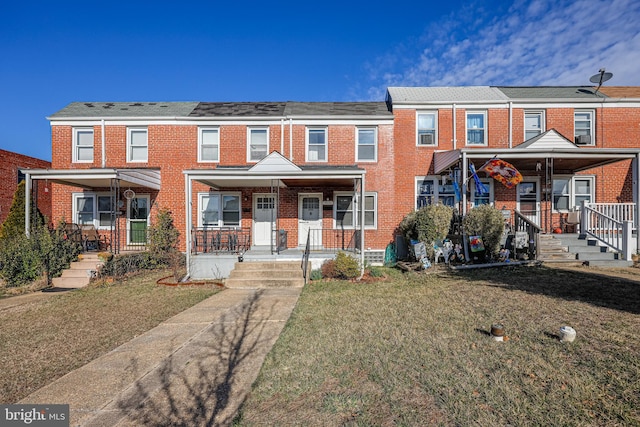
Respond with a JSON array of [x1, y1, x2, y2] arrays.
[[301, 230, 311, 285], [306, 228, 360, 252], [191, 227, 251, 254]]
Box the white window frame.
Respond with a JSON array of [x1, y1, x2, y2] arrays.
[[198, 127, 220, 163], [247, 127, 269, 163], [356, 127, 377, 162], [198, 192, 242, 227], [73, 128, 94, 163], [552, 175, 595, 212], [416, 111, 437, 146], [306, 127, 327, 162], [333, 192, 377, 229], [72, 193, 114, 229], [524, 110, 545, 141], [415, 176, 457, 209], [127, 127, 148, 163], [470, 178, 494, 207], [574, 110, 595, 145], [466, 111, 487, 146]]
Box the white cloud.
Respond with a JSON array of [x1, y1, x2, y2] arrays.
[[364, 0, 640, 96]]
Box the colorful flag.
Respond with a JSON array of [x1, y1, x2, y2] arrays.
[[479, 158, 523, 189], [469, 163, 488, 194]]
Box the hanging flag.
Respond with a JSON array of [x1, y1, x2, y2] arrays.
[[479, 158, 523, 189], [469, 163, 488, 195]]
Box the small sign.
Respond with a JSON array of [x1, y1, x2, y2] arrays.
[[1, 404, 69, 426]]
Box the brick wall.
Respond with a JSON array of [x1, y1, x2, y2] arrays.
[[0, 149, 51, 225]]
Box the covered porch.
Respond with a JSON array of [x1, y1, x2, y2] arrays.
[[22, 168, 161, 254], [184, 152, 367, 279]]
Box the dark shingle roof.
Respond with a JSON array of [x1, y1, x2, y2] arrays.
[[189, 102, 287, 117], [285, 102, 391, 116], [495, 86, 605, 99], [49, 102, 199, 118]]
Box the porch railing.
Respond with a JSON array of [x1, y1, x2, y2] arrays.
[[586, 203, 636, 231], [582, 204, 633, 260], [513, 209, 541, 260], [307, 228, 360, 252], [301, 230, 311, 285], [191, 227, 251, 254]]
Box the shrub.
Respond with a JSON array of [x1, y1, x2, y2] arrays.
[[463, 204, 505, 258], [310, 269, 323, 281], [99, 251, 186, 280], [321, 259, 336, 279], [147, 208, 180, 256], [398, 204, 454, 259], [0, 181, 45, 240], [333, 251, 360, 279]]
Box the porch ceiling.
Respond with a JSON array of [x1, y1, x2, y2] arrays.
[[434, 148, 640, 174], [185, 169, 365, 189], [21, 168, 161, 190]]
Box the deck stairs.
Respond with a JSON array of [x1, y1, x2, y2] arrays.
[[225, 261, 305, 288], [538, 233, 633, 267], [51, 253, 103, 289]]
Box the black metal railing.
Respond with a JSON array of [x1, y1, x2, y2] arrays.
[[306, 228, 360, 252], [301, 230, 311, 285], [191, 227, 251, 254]]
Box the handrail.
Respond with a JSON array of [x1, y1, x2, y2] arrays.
[[582, 205, 633, 260], [301, 229, 311, 285], [513, 209, 541, 260]]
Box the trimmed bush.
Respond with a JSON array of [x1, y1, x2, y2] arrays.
[[398, 204, 454, 259], [99, 252, 185, 280], [463, 204, 505, 258], [333, 251, 360, 279]]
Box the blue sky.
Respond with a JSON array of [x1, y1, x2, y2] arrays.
[[1, 0, 639, 160]]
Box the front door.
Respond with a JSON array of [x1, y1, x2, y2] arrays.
[[298, 194, 322, 247], [517, 179, 540, 225], [253, 194, 275, 246], [128, 195, 149, 244]]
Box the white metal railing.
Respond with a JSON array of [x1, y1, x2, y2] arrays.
[[582, 203, 633, 261]]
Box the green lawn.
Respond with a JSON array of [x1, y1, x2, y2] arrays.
[[236, 266, 640, 426]]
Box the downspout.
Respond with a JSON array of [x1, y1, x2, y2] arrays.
[[508, 101, 513, 148], [184, 173, 192, 279], [24, 172, 31, 237], [101, 119, 106, 168], [280, 118, 284, 154], [452, 103, 457, 150], [289, 118, 293, 161]]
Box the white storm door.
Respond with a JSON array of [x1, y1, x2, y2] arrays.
[[253, 194, 275, 246], [517, 179, 540, 225], [298, 194, 322, 247]]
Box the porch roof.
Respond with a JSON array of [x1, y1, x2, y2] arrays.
[[20, 168, 161, 190]]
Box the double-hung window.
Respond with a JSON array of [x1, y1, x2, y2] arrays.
[[416, 177, 456, 208], [199, 128, 220, 162], [127, 128, 148, 162], [73, 193, 115, 228], [470, 178, 494, 207], [334, 192, 377, 229], [73, 128, 94, 163], [524, 111, 544, 140], [466, 111, 487, 145], [248, 128, 268, 162], [307, 127, 327, 162], [574, 111, 594, 145], [552, 176, 594, 211], [356, 127, 377, 162], [199, 193, 241, 227], [417, 112, 437, 146]]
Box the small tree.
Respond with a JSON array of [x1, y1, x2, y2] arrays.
[[463, 204, 505, 259], [0, 181, 45, 240], [147, 208, 180, 256]]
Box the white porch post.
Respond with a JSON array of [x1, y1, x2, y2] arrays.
[[636, 153, 640, 254], [24, 172, 31, 237], [359, 173, 365, 279], [461, 152, 468, 215], [184, 173, 192, 278]]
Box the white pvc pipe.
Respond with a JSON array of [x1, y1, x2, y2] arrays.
[[101, 119, 106, 168], [289, 118, 293, 161], [452, 103, 457, 149]]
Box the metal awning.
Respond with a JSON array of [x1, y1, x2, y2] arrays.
[[20, 168, 161, 190]]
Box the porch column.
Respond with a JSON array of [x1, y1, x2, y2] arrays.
[[184, 173, 193, 278], [461, 152, 468, 215], [359, 173, 365, 279], [24, 172, 32, 237], [637, 153, 640, 253]]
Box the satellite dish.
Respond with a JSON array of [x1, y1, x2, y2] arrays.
[[589, 68, 613, 85]]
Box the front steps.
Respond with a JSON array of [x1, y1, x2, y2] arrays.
[[539, 234, 633, 267], [51, 253, 103, 289], [225, 261, 305, 288]]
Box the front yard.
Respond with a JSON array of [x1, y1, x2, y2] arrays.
[[236, 265, 640, 426]]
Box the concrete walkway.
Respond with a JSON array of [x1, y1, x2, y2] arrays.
[[19, 287, 302, 426]]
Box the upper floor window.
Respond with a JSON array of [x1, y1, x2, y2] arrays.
[[73, 128, 94, 163], [356, 127, 377, 162], [199, 192, 241, 227], [574, 111, 594, 145], [307, 127, 327, 162], [417, 112, 437, 146], [127, 128, 148, 162], [199, 127, 220, 162], [248, 128, 268, 162], [416, 177, 456, 209], [334, 192, 377, 229], [524, 111, 544, 140], [466, 112, 487, 145]]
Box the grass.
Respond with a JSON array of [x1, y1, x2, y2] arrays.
[[0, 270, 220, 404], [235, 265, 640, 426]]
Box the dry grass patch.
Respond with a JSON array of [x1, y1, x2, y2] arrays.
[[236, 266, 640, 426], [0, 270, 219, 404]]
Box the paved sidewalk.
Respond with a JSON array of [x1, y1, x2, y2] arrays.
[[19, 287, 302, 426]]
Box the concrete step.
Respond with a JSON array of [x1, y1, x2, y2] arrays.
[[225, 278, 305, 288], [584, 259, 634, 268], [52, 276, 90, 289], [576, 252, 618, 261], [225, 261, 304, 289]]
